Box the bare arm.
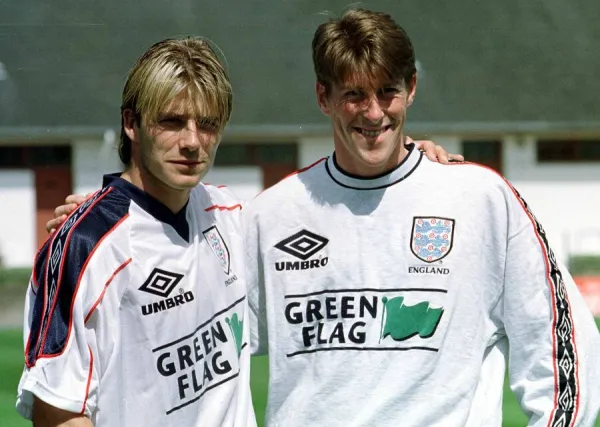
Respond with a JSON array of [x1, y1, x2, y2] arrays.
[[33, 396, 93, 427]]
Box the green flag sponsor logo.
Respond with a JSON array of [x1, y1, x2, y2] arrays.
[[225, 313, 244, 356], [380, 296, 443, 341]]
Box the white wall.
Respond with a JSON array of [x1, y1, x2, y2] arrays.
[[298, 137, 334, 168], [73, 137, 121, 195], [504, 136, 600, 181], [503, 137, 600, 263], [0, 170, 35, 267], [203, 166, 263, 203]]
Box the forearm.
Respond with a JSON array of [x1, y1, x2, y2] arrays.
[[32, 395, 93, 427]]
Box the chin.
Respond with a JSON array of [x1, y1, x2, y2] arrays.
[[167, 174, 202, 190], [357, 146, 394, 167]]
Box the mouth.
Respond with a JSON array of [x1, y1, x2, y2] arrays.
[[353, 125, 392, 138], [169, 160, 202, 166]]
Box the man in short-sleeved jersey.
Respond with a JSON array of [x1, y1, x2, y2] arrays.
[[16, 37, 255, 427], [244, 9, 600, 426]]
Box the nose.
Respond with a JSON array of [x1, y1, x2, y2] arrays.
[[180, 119, 202, 150], [363, 95, 385, 123]]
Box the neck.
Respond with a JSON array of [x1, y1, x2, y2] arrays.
[[121, 163, 190, 214], [334, 134, 409, 177]]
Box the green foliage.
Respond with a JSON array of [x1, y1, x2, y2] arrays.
[[0, 268, 31, 287], [569, 255, 600, 275]]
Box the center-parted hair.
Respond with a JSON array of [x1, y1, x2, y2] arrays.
[[312, 8, 416, 94], [119, 37, 233, 165]]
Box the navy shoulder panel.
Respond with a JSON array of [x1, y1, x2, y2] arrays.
[[26, 187, 130, 367]]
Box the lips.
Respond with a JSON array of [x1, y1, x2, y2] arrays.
[[169, 160, 201, 165]]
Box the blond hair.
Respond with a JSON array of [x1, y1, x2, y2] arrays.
[[119, 36, 232, 164], [312, 8, 416, 94]]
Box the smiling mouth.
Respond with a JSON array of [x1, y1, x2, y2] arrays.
[[353, 125, 392, 137]]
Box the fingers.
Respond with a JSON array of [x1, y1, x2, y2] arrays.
[[54, 203, 77, 219], [448, 153, 465, 162], [435, 145, 450, 164], [46, 215, 67, 234], [417, 140, 439, 162], [65, 194, 87, 205], [411, 139, 465, 164]]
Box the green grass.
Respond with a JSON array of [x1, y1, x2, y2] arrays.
[[0, 330, 27, 427], [2, 325, 599, 427]]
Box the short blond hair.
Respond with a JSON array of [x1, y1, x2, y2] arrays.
[[119, 37, 232, 164], [312, 8, 416, 94]]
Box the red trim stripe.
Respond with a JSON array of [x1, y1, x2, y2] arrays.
[[204, 204, 243, 212], [284, 157, 327, 181], [81, 344, 94, 414], [36, 213, 129, 363], [85, 258, 132, 323], [202, 183, 228, 188], [36, 189, 115, 362], [251, 157, 328, 200]]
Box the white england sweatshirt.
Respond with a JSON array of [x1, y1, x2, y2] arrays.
[[244, 144, 600, 427]]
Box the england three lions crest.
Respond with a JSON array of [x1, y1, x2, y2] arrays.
[[410, 217, 455, 263], [203, 226, 230, 275]]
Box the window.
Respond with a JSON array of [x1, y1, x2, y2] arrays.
[[0, 145, 71, 168], [462, 140, 502, 173], [215, 143, 297, 167], [537, 140, 600, 162]]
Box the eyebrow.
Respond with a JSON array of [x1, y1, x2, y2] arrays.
[[157, 112, 220, 124], [340, 81, 400, 91]]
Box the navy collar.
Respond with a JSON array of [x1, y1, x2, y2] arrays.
[[325, 143, 422, 190], [103, 174, 190, 242]]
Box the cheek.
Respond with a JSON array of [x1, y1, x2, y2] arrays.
[[203, 135, 221, 157], [333, 105, 358, 126]]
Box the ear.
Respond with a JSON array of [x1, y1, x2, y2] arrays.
[[316, 82, 331, 116], [407, 74, 417, 107], [122, 109, 140, 143]]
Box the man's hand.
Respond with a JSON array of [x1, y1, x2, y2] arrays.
[[408, 137, 464, 164], [46, 193, 90, 234], [33, 396, 93, 427]]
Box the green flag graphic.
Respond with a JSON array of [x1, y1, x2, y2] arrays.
[[225, 313, 244, 356], [380, 296, 443, 341]]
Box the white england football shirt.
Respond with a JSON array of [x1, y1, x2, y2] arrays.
[[17, 175, 255, 427], [244, 144, 600, 427]]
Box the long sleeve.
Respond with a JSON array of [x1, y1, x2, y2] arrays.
[[16, 233, 102, 419], [242, 208, 269, 356], [502, 185, 600, 427]]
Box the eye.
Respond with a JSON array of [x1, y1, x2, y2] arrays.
[[380, 87, 399, 95], [197, 118, 220, 132], [158, 116, 185, 128]]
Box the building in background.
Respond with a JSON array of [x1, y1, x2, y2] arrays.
[[0, 0, 599, 297]]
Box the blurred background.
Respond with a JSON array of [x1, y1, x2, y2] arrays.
[[0, 1, 599, 425]]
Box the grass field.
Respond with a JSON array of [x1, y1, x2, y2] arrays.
[[1, 325, 599, 427]]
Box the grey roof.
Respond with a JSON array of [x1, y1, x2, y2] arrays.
[[0, 0, 599, 133]]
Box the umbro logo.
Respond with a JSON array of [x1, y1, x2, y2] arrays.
[[274, 230, 329, 260], [139, 268, 194, 316], [274, 230, 329, 271], [139, 268, 184, 298]]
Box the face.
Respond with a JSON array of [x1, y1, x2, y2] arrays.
[[124, 92, 222, 194], [317, 75, 416, 177]]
